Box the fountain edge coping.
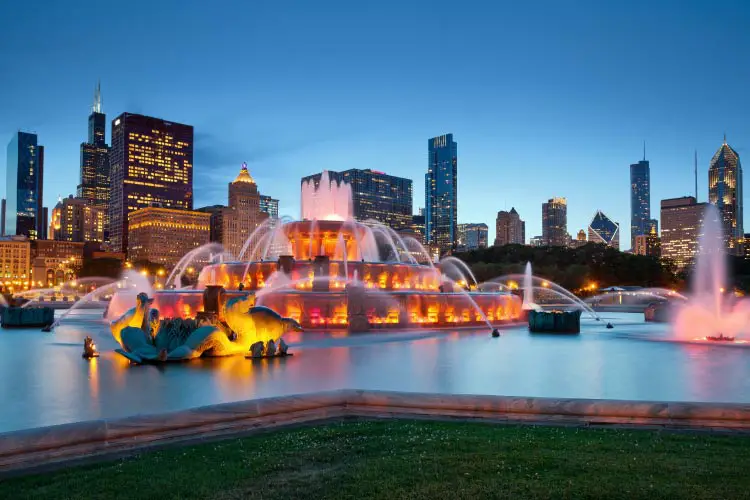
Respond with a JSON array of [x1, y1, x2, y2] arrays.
[[0, 389, 749, 473]]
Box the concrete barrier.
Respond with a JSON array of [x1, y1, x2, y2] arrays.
[[0, 389, 748, 473]]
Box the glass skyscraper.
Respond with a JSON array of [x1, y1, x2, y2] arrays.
[[630, 159, 650, 250], [542, 197, 567, 246], [588, 210, 620, 249], [5, 132, 44, 239], [709, 137, 743, 254], [109, 113, 194, 253], [77, 82, 111, 239], [260, 195, 279, 219], [425, 134, 457, 256]]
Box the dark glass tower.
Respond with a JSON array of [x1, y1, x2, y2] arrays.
[[5, 132, 44, 239], [709, 136, 743, 253], [542, 197, 567, 246], [425, 134, 458, 256], [630, 158, 650, 250], [109, 113, 194, 253], [78, 82, 111, 240], [588, 210, 620, 248], [301, 169, 413, 230]]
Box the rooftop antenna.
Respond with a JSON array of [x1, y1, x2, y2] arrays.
[[92, 80, 102, 114], [694, 149, 698, 201], [643, 140, 646, 161]]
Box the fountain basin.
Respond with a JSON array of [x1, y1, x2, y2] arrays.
[[1, 307, 55, 329], [528, 310, 581, 334]]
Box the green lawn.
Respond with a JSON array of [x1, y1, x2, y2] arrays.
[[3, 420, 750, 499]]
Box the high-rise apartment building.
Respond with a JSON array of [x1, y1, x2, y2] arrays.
[[301, 169, 413, 230], [5, 132, 44, 239], [127, 207, 210, 268], [542, 197, 567, 246], [49, 195, 105, 243], [634, 226, 661, 258], [425, 134, 458, 256], [109, 113, 194, 253], [708, 136, 743, 254], [259, 195, 279, 219], [660, 196, 708, 268], [77, 82, 111, 240], [630, 157, 650, 250], [588, 210, 620, 249], [494, 208, 525, 246], [457, 223, 488, 251]]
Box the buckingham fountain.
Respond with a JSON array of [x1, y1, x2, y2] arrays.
[[106, 171, 523, 339]]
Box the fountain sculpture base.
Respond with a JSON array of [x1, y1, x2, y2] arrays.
[[528, 310, 581, 334]]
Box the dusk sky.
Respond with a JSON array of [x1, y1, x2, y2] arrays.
[[1, 0, 749, 247]]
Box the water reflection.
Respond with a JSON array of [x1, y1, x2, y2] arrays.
[[0, 312, 748, 433]]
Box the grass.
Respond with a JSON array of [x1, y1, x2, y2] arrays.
[[3, 419, 750, 499]]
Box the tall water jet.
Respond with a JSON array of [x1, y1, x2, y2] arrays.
[[523, 262, 534, 308], [301, 170, 353, 221]]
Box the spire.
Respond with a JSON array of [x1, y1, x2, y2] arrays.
[[694, 149, 698, 201], [233, 161, 256, 184], [92, 80, 102, 114], [723, 133, 727, 145], [643, 140, 646, 161]]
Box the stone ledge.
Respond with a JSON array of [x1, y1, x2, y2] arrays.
[[0, 389, 748, 473]]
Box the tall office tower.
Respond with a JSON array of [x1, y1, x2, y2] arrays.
[[660, 196, 708, 269], [225, 163, 267, 258], [50, 195, 105, 243], [634, 226, 661, 258], [411, 212, 426, 243], [127, 207, 210, 268], [77, 82, 111, 239], [260, 194, 279, 219], [425, 134, 458, 256], [630, 156, 650, 250], [708, 136, 743, 254], [542, 197, 567, 246], [588, 210, 620, 249], [301, 169, 413, 229], [494, 208, 525, 246], [457, 223, 488, 251], [109, 113, 194, 252], [5, 132, 44, 239]]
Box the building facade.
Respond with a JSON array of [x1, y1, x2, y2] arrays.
[[109, 113, 194, 253], [301, 169, 413, 230], [542, 197, 567, 246], [5, 132, 44, 239], [425, 134, 458, 256], [630, 158, 650, 250], [49, 196, 105, 243], [494, 208, 525, 246], [411, 211, 426, 244], [127, 207, 210, 268], [224, 163, 267, 258], [588, 210, 620, 249], [259, 195, 279, 219], [30, 240, 85, 288], [457, 223, 488, 251], [0, 236, 31, 292], [634, 227, 661, 258], [77, 82, 111, 240], [708, 137, 743, 254], [660, 196, 708, 269]]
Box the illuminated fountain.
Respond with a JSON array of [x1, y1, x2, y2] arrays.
[[671, 205, 749, 344], [107, 172, 522, 331]]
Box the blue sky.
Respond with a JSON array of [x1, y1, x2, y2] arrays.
[[1, 0, 749, 247]]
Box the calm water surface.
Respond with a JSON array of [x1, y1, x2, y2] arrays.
[[0, 311, 748, 433]]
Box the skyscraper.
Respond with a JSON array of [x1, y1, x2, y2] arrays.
[[225, 163, 267, 258], [260, 195, 279, 219], [5, 132, 44, 239], [708, 136, 743, 253], [630, 156, 650, 250], [301, 169, 413, 229], [457, 223, 488, 251], [425, 134, 458, 256], [109, 113, 194, 253], [127, 207, 210, 268], [660, 196, 708, 269], [542, 197, 567, 246], [588, 210, 620, 249], [77, 82, 111, 239], [50, 195, 105, 243], [494, 208, 525, 246]]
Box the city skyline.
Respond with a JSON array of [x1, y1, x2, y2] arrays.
[[1, 1, 750, 246]]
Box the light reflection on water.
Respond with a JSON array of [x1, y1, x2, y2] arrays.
[[0, 312, 748, 433]]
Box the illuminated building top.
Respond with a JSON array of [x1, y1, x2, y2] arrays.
[[233, 162, 256, 184]]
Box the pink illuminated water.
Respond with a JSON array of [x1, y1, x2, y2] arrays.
[[672, 205, 749, 341], [301, 170, 353, 221]]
